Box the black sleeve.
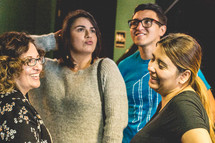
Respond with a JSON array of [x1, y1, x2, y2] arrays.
[[0, 98, 40, 142], [169, 93, 209, 137]]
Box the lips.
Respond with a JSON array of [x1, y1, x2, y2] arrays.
[[135, 31, 147, 36], [135, 33, 145, 36], [85, 41, 93, 45], [30, 73, 40, 80], [149, 74, 159, 84]]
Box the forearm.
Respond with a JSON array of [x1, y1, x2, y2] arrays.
[[31, 33, 57, 52]]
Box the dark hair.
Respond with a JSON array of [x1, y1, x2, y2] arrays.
[[133, 3, 167, 26], [59, 9, 102, 68], [0, 31, 44, 93]]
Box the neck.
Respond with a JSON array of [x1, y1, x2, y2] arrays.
[[15, 81, 28, 96], [71, 55, 92, 72], [138, 45, 157, 60], [160, 85, 194, 111], [16, 86, 28, 96]]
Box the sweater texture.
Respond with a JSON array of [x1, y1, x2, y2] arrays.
[[29, 33, 128, 143]]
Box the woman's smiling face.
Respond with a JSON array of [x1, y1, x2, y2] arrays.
[[148, 45, 181, 96], [15, 42, 43, 95]]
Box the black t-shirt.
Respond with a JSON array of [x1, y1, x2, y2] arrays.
[[0, 89, 52, 142], [130, 91, 210, 143]]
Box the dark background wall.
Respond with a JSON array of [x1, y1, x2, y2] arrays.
[[0, 0, 56, 35], [156, 0, 215, 94]]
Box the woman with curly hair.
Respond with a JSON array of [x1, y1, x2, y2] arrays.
[[0, 31, 52, 142]]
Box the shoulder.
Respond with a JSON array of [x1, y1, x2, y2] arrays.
[[0, 90, 30, 119], [168, 91, 209, 131], [0, 90, 23, 104], [97, 58, 124, 80], [96, 58, 119, 72], [169, 91, 203, 114], [171, 91, 201, 106], [118, 51, 140, 67]]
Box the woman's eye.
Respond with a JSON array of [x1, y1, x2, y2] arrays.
[[91, 29, 96, 33], [28, 59, 34, 63], [159, 64, 165, 69], [151, 57, 155, 62], [77, 28, 85, 32]]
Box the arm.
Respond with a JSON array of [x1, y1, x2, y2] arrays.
[[101, 58, 128, 143], [198, 69, 215, 122], [181, 128, 212, 143], [31, 32, 57, 52]]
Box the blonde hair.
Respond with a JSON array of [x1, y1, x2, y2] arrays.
[[157, 33, 215, 142], [0, 56, 23, 93]]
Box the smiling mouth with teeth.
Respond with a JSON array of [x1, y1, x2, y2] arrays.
[[31, 74, 40, 79], [135, 33, 146, 36]]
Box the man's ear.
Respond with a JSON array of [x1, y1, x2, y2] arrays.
[[179, 70, 191, 85], [159, 25, 167, 37]]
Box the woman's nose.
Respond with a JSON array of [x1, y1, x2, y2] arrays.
[[148, 61, 155, 72], [85, 30, 92, 38], [33, 62, 42, 72]]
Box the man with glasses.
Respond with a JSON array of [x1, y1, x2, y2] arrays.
[[118, 3, 215, 143]]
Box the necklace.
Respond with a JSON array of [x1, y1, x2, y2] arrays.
[[72, 58, 92, 72]]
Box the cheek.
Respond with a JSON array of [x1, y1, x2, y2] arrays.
[[130, 29, 135, 38], [158, 70, 173, 82], [70, 38, 82, 50]]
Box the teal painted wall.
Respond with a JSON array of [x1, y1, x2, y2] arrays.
[[0, 0, 57, 35], [113, 0, 155, 61]]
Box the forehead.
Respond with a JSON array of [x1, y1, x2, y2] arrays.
[[133, 10, 158, 20], [20, 42, 39, 58], [154, 45, 173, 64], [72, 17, 93, 27]]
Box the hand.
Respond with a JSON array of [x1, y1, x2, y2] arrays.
[[54, 29, 62, 41], [54, 30, 62, 47]]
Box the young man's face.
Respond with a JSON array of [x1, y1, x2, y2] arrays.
[[130, 10, 166, 48]]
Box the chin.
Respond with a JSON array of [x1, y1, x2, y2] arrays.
[[149, 82, 158, 91], [32, 82, 41, 89]]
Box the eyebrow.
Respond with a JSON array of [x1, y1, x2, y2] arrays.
[[75, 25, 95, 29], [24, 55, 40, 59]]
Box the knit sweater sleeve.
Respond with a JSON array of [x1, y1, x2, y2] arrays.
[[31, 33, 57, 52], [100, 58, 128, 143]]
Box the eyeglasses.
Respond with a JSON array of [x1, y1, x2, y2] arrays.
[[128, 18, 164, 29], [23, 57, 45, 67]]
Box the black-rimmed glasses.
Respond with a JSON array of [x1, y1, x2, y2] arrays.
[[24, 57, 45, 67], [128, 18, 164, 29]]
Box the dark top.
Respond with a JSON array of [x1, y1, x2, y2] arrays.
[[0, 89, 52, 143], [130, 91, 210, 143]]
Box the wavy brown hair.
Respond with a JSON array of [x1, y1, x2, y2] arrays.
[[0, 31, 45, 93]]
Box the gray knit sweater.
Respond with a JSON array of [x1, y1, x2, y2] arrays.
[[29, 33, 128, 143]]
